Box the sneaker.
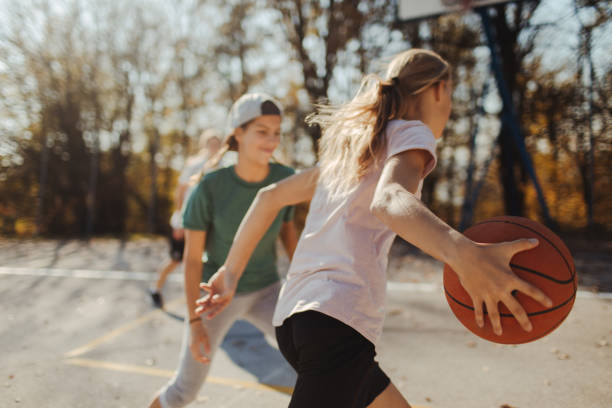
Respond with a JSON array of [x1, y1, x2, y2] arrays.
[[150, 289, 164, 309]]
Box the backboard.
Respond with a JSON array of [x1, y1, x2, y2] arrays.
[[397, 0, 512, 22]]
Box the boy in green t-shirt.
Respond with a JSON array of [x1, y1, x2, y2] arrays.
[[183, 162, 295, 293], [148, 93, 297, 408]]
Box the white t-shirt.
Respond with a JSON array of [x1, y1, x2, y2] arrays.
[[170, 155, 208, 229], [179, 155, 208, 184], [272, 120, 438, 345]]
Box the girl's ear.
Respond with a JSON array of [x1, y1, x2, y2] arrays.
[[234, 127, 243, 145], [431, 80, 452, 103], [433, 81, 445, 102]]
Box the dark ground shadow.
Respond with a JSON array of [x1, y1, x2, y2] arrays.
[[220, 320, 296, 389], [141, 285, 185, 322], [111, 239, 130, 270], [161, 308, 185, 322], [47, 239, 70, 268], [151, 293, 294, 388]]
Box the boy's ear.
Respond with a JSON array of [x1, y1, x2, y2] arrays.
[[234, 127, 243, 144]]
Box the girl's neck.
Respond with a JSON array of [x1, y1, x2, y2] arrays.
[[234, 157, 270, 183]]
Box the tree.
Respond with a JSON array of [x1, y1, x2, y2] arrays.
[[272, 0, 395, 151]]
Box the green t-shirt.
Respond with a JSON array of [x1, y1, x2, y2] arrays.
[[182, 163, 295, 293]]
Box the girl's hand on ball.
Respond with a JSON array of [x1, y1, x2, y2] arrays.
[[451, 238, 553, 336]]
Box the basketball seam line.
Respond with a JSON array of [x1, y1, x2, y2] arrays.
[[471, 219, 575, 284], [444, 288, 576, 317], [509, 263, 574, 285]]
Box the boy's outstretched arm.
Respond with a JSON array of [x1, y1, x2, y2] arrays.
[[370, 150, 552, 336], [196, 167, 319, 319], [183, 230, 211, 363]]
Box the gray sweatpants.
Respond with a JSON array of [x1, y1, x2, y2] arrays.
[[159, 282, 281, 408]]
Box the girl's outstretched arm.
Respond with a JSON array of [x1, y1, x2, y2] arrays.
[[196, 167, 319, 319], [370, 150, 553, 337]]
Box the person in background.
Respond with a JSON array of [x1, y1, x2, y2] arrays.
[[149, 130, 222, 308]]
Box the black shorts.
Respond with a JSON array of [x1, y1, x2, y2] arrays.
[[168, 235, 185, 262], [276, 311, 390, 408]]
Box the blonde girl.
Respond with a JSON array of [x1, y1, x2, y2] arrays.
[[196, 50, 552, 407]]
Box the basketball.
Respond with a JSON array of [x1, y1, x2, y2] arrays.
[[443, 216, 577, 344]]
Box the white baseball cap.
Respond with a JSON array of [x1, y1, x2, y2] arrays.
[[227, 92, 283, 133], [223, 93, 283, 152]]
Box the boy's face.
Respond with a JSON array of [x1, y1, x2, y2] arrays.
[[235, 115, 281, 165]]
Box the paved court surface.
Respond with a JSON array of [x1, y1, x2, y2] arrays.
[[1, 237, 611, 408]]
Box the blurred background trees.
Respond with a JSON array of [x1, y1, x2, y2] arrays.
[[0, 0, 610, 237]]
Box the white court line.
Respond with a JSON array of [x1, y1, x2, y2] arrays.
[[2, 266, 612, 299], [0, 266, 182, 283]]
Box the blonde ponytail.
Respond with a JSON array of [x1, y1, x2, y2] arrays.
[[310, 49, 450, 197]]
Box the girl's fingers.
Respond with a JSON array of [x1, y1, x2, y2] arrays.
[[514, 278, 553, 308], [472, 298, 485, 328], [206, 308, 220, 320], [195, 295, 230, 316], [195, 299, 212, 314], [196, 293, 214, 305], [485, 297, 502, 336], [502, 294, 532, 332], [200, 283, 212, 292], [507, 238, 539, 255], [210, 294, 227, 304], [195, 297, 208, 305], [197, 294, 226, 305], [206, 302, 228, 320]]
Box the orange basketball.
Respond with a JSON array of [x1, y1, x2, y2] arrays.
[[443, 216, 577, 344]]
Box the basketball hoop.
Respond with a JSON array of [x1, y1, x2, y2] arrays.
[[442, 0, 475, 11], [395, 0, 554, 226], [397, 0, 510, 22]]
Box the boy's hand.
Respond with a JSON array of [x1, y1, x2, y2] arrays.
[[189, 321, 211, 364], [452, 238, 553, 336], [195, 266, 238, 320]]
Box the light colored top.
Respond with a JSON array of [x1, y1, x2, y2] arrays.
[[169, 155, 208, 229], [272, 120, 438, 345], [179, 155, 209, 184]]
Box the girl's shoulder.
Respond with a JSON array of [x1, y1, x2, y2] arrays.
[[385, 119, 436, 149], [385, 119, 431, 137]]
